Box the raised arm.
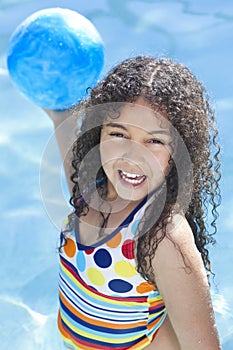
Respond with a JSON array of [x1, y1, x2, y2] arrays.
[[152, 214, 221, 350], [44, 109, 78, 195]]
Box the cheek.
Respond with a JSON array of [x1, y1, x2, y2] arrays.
[[150, 150, 171, 174], [100, 141, 121, 165]]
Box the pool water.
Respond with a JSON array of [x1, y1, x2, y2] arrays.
[[0, 0, 233, 349]]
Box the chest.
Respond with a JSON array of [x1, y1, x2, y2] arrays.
[[77, 203, 140, 247], [61, 221, 153, 297]]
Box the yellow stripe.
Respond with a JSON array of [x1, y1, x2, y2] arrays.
[[149, 295, 164, 302], [60, 261, 148, 307], [59, 289, 147, 329], [60, 309, 144, 344]]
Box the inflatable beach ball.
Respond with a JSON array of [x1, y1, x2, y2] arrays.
[[7, 8, 105, 110]]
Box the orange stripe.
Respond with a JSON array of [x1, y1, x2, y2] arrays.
[[59, 290, 147, 330], [58, 310, 71, 341], [60, 257, 148, 303], [126, 336, 149, 350], [59, 310, 152, 350], [147, 315, 164, 331], [58, 311, 96, 350], [149, 301, 164, 311], [149, 298, 163, 305]]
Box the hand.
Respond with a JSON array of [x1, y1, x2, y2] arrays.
[[44, 108, 74, 126]]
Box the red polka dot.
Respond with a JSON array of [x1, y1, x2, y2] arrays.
[[122, 239, 134, 259], [85, 248, 95, 255]]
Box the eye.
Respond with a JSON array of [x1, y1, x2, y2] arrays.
[[109, 132, 126, 138], [147, 138, 164, 145]]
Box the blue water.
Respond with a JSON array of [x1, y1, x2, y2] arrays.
[[0, 0, 233, 349]]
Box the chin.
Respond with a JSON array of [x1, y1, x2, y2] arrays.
[[117, 189, 148, 202]]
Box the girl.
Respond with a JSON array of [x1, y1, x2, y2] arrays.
[[46, 56, 221, 349]]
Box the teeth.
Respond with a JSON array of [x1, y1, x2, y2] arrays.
[[122, 176, 144, 184], [120, 170, 146, 185], [121, 170, 143, 178]]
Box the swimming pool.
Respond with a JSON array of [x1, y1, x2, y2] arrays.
[[0, 0, 233, 349]]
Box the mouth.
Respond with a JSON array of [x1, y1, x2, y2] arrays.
[[118, 170, 147, 187]]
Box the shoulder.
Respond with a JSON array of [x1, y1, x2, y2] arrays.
[[153, 213, 201, 271], [151, 214, 221, 349], [166, 212, 195, 245], [152, 212, 209, 321]]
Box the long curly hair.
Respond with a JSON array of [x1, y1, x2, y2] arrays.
[[64, 56, 221, 286]]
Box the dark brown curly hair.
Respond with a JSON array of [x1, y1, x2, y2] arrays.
[[64, 56, 221, 286]]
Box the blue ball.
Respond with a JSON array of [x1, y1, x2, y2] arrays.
[[7, 8, 105, 110]]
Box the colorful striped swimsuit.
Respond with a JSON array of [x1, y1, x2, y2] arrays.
[[58, 197, 167, 349]]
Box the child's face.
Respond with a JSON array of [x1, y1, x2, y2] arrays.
[[100, 98, 173, 202]]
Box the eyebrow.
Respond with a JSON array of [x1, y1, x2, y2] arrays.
[[105, 122, 128, 131], [104, 122, 171, 136]]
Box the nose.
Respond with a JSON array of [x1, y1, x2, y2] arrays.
[[122, 140, 147, 164]]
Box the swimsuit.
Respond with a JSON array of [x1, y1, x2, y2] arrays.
[[58, 197, 167, 349]]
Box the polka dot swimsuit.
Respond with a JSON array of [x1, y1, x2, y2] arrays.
[[58, 197, 167, 349]]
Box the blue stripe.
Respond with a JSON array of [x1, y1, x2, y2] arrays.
[[60, 256, 150, 308], [59, 269, 149, 316], [59, 281, 148, 323], [61, 317, 147, 348], [149, 305, 165, 315], [60, 297, 146, 335], [75, 195, 148, 250]]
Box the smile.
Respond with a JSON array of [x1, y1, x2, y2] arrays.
[[119, 170, 146, 185]]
